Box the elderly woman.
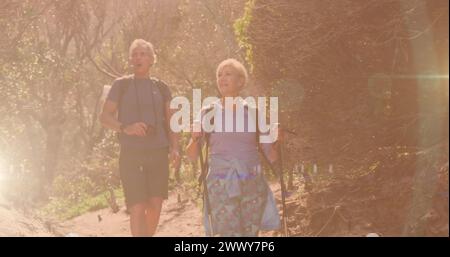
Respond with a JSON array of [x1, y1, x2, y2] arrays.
[[186, 58, 281, 236]]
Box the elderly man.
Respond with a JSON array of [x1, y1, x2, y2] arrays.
[[100, 39, 180, 236]]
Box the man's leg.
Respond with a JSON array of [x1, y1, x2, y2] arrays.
[[145, 197, 164, 236], [129, 203, 148, 236], [143, 148, 169, 236], [119, 149, 149, 236]]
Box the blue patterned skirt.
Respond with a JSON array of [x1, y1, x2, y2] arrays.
[[203, 156, 280, 236]]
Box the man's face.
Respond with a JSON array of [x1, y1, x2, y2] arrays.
[[129, 45, 154, 74]]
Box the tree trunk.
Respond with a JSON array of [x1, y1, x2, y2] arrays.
[[42, 125, 63, 186]]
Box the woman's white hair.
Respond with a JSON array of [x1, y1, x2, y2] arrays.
[[216, 58, 248, 89], [129, 39, 157, 65]]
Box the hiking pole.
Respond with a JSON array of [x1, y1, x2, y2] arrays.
[[276, 139, 289, 237], [255, 110, 290, 237], [266, 122, 290, 236], [259, 145, 289, 237], [198, 142, 214, 236]]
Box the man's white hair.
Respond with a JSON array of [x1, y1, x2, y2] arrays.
[[129, 39, 157, 65]]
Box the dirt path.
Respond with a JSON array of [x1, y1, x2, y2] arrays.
[[57, 184, 283, 237], [0, 194, 53, 236], [58, 193, 204, 237]]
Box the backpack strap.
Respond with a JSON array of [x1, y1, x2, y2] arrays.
[[116, 76, 132, 119], [115, 76, 132, 140], [117, 76, 171, 140], [150, 77, 171, 139], [150, 77, 170, 104]]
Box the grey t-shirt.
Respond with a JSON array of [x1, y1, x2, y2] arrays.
[[197, 101, 272, 161], [107, 75, 172, 150]]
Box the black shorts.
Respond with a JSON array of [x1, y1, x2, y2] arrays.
[[119, 147, 169, 208]]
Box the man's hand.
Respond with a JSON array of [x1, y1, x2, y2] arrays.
[[123, 122, 148, 137]]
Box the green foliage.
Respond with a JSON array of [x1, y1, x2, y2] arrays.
[[51, 175, 97, 202], [234, 0, 255, 71], [0, 0, 249, 220], [40, 187, 124, 220]]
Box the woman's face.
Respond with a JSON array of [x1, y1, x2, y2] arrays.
[[216, 65, 244, 97], [129, 45, 154, 75]]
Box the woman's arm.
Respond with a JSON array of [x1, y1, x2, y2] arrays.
[[166, 102, 181, 167], [186, 130, 202, 161], [186, 107, 208, 161], [260, 142, 279, 164], [260, 126, 284, 164]]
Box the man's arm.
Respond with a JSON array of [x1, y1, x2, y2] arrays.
[[99, 99, 147, 136], [99, 100, 122, 132]]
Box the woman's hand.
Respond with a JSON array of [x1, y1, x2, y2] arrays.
[[170, 148, 181, 169], [186, 123, 203, 161], [270, 123, 284, 149], [267, 125, 284, 163], [190, 122, 203, 143]]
